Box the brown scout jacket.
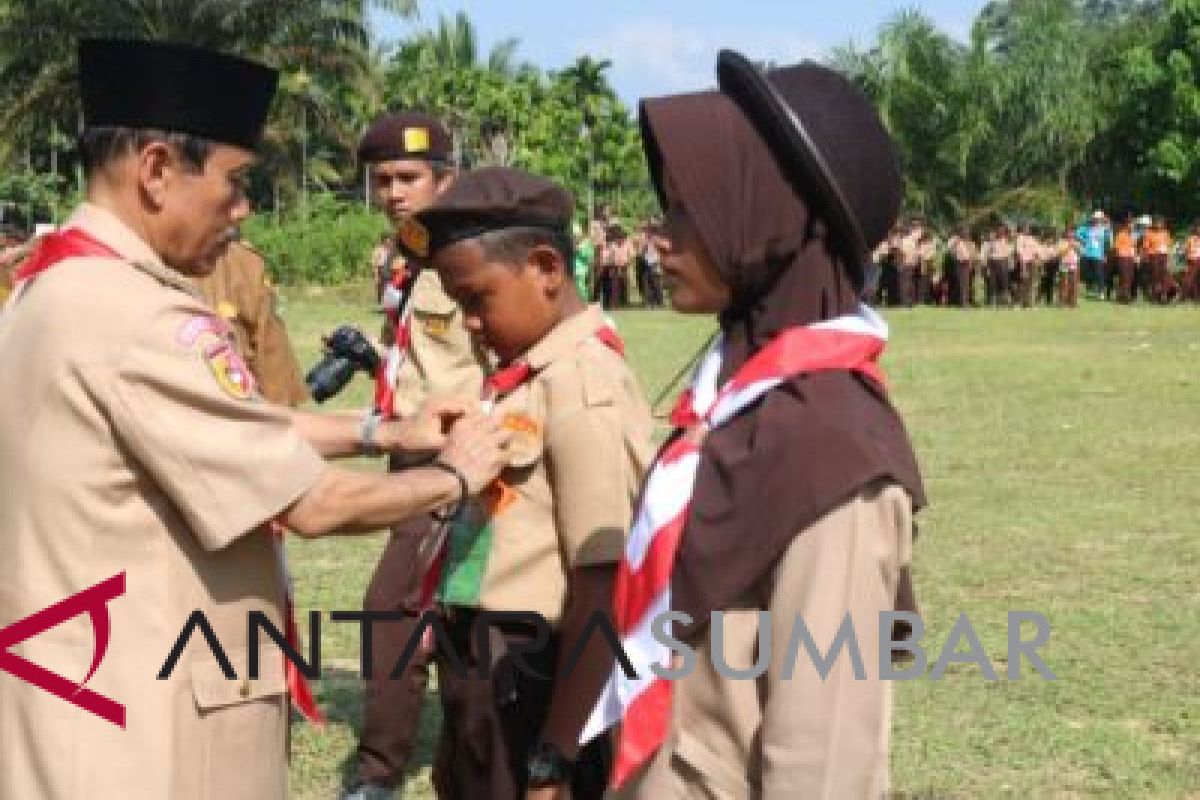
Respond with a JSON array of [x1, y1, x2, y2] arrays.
[[194, 240, 309, 406]]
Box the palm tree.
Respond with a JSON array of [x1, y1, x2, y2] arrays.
[[0, 0, 416, 162]]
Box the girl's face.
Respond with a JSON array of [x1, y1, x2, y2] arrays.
[[651, 172, 732, 314]]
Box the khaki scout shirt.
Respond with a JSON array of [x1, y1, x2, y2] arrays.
[[898, 231, 922, 269], [195, 241, 308, 407], [438, 305, 652, 625], [0, 204, 327, 800], [986, 237, 1014, 261], [947, 236, 976, 264], [389, 265, 489, 417]]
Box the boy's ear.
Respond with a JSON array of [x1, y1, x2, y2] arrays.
[[528, 243, 567, 291]]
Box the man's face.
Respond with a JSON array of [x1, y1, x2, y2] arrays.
[[371, 158, 451, 226], [434, 240, 561, 365], [159, 143, 253, 275]]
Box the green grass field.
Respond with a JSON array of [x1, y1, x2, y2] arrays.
[[278, 285, 1200, 799]]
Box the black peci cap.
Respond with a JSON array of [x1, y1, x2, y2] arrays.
[[78, 39, 278, 150]]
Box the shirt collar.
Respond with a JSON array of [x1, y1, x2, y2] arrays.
[[67, 203, 204, 299], [523, 304, 607, 371]]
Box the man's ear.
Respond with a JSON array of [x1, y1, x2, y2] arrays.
[[528, 244, 567, 292], [135, 141, 174, 209]]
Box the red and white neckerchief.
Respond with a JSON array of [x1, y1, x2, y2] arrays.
[[374, 264, 419, 418], [413, 319, 628, 645], [268, 523, 324, 726], [582, 305, 889, 789]]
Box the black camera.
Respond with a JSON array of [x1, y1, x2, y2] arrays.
[[306, 325, 381, 403]]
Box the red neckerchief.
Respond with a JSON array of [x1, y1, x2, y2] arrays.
[[13, 228, 121, 285]]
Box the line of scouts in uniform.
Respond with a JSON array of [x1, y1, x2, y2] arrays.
[[1, 39, 926, 800], [868, 212, 1200, 309]]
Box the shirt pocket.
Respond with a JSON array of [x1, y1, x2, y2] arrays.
[[188, 643, 289, 798], [411, 284, 459, 343]]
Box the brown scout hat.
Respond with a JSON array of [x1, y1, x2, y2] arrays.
[[396, 167, 574, 259], [716, 50, 901, 288], [357, 111, 452, 165], [79, 39, 278, 150]]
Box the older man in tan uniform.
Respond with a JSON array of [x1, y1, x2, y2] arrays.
[[195, 238, 308, 406], [0, 40, 508, 800]]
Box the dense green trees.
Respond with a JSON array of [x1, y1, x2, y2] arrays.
[[1, 1, 1196, 241], [835, 0, 1189, 227]]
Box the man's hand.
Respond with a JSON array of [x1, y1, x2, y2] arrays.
[[376, 395, 477, 455], [526, 787, 570, 800], [437, 412, 511, 494]]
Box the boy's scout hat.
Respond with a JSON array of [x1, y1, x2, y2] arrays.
[[78, 39, 278, 150], [716, 49, 901, 286], [398, 167, 574, 259], [357, 112, 452, 165]]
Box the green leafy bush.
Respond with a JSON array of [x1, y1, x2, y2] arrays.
[[243, 193, 388, 285]]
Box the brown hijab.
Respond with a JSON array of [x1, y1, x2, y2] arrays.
[[640, 90, 926, 639]]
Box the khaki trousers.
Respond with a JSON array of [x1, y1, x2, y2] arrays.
[[616, 482, 913, 800]]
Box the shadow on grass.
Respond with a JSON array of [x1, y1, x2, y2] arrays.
[[301, 665, 443, 794]]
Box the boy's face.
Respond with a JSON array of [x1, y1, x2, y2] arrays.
[[434, 240, 564, 364], [371, 158, 452, 226]]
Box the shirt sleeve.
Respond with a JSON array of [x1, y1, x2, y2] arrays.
[[94, 298, 326, 551], [545, 393, 636, 568]]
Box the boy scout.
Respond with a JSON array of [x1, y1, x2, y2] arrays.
[[946, 226, 977, 307], [397, 167, 652, 799], [983, 224, 1014, 307], [0, 40, 509, 800], [345, 112, 492, 800], [195, 237, 308, 405]]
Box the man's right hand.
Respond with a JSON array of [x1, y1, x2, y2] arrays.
[[438, 412, 512, 494]]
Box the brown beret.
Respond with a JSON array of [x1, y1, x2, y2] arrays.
[[398, 167, 575, 259], [357, 112, 452, 165]]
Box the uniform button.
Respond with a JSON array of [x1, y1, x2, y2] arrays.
[[239, 679, 251, 698]]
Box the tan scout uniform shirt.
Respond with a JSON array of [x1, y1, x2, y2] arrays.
[[390, 264, 488, 418], [898, 231, 922, 269], [948, 236, 976, 264], [438, 305, 652, 624], [195, 241, 309, 406], [0, 204, 327, 800]]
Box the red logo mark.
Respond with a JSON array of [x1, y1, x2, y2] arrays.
[[0, 573, 126, 728]]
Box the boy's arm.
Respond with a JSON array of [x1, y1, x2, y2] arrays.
[[536, 372, 647, 760], [537, 563, 617, 759]]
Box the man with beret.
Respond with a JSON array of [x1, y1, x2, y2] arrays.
[[395, 166, 650, 799], [0, 40, 510, 800], [195, 235, 308, 406], [344, 111, 492, 800]]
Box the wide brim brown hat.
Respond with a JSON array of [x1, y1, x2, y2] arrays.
[[716, 49, 901, 287]]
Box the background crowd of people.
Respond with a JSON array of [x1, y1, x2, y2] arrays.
[[870, 211, 1200, 309]]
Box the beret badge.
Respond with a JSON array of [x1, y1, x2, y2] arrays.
[[403, 127, 430, 154], [399, 217, 430, 258]]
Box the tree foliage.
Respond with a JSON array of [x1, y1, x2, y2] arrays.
[[834, 0, 1191, 227]]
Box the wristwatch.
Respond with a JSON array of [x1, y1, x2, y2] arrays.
[[526, 741, 576, 789], [359, 410, 384, 458]]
